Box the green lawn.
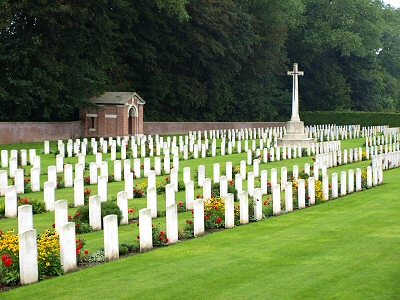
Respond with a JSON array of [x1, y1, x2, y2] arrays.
[[1, 137, 399, 299]]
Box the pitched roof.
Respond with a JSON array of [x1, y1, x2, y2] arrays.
[[88, 92, 145, 105]]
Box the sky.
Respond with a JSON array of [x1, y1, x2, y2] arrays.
[[384, 0, 400, 7]]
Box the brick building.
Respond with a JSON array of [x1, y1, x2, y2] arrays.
[[80, 92, 145, 137]]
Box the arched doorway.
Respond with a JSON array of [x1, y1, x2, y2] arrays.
[[128, 105, 138, 135]]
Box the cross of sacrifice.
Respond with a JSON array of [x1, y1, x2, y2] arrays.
[[287, 63, 304, 122]]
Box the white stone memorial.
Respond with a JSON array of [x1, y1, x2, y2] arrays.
[[139, 208, 153, 252], [89, 195, 102, 231], [59, 222, 77, 273], [278, 63, 314, 147], [166, 204, 178, 244], [103, 215, 119, 262], [19, 229, 39, 285], [193, 199, 205, 237], [239, 191, 249, 224]]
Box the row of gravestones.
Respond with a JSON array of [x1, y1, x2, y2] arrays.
[[17, 204, 120, 285], [4, 143, 398, 220], [3, 139, 391, 218], [41, 124, 385, 159], [0, 138, 342, 202], [1, 134, 395, 212], [0, 124, 389, 172], [15, 150, 393, 285], [0, 140, 353, 212], [1, 134, 391, 201]]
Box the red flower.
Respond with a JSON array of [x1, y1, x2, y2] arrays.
[[137, 235, 140, 239], [4, 258, 13, 267], [76, 249, 81, 255], [77, 223, 81, 228], [165, 238, 169, 243], [179, 201, 183, 207], [160, 231, 165, 236], [216, 217, 222, 224], [52, 223, 55, 228], [159, 236, 164, 241], [24, 199, 29, 204], [2, 254, 14, 267], [190, 221, 193, 225], [84, 250, 89, 255]]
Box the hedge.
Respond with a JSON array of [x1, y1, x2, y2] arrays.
[[301, 111, 400, 127]]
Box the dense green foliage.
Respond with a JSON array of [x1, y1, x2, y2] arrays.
[[302, 111, 400, 127], [0, 0, 399, 122]]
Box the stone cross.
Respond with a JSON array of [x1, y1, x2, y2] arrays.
[[287, 63, 304, 122]]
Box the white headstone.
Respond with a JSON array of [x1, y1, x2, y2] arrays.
[[185, 181, 194, 211], [330, 172, 338, 199], [114, 160, 122, 182], [147, 187, 158, 218], [235, 173, 243, 194], [272, 185, 281, 216], [98, 175, 108, 202], [59, 222, 77, 273], [253, 188, 263, 221], [19, 229, 39, 285], [193, 199, 205, 237], [74, 178, 84, 207], [64, 164, 73, 188], [5, 185, 18, 218], [14, 168, 24, 194], [298, 179, 306, 209], [166, 204, 178, 244], [90, 162, 98, 184], [44, 181, 55, 211], [308, 177, 315, 205], [54, 200, 68, 233], [203, 178, 212, 199], [18, 205, 34, 233], [340, 171, 347, 196], [165, 184, 176, 208], [239, 190, 249, 224], [89, 195, 102, 231], [103, 215, 119, 262], [125, 172, 134, 200], [139, 208, 153, 252], [285, 181, 293, 212]]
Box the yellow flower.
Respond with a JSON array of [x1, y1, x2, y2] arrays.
[[46, 262, 50, 267]]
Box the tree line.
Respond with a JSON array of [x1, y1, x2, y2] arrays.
[[0, 0, 399, 122]]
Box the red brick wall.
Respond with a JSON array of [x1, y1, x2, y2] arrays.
[[137, 103, 144, 135], [0, 122, 84, 145], [0, 121, 287, 145], [143, 122, 287, 135]]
